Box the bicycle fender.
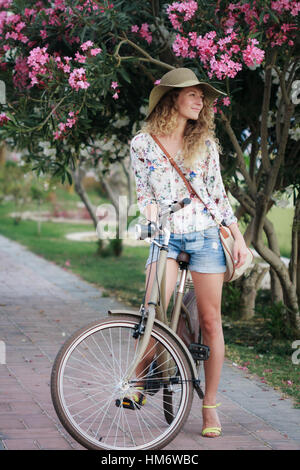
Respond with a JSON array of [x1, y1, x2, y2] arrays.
[[108, 309, 199, 381]]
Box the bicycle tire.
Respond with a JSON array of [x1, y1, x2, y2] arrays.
[[51, 315, 194, 450]]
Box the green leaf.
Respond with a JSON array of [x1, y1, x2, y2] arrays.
[[118, 68, 131, 84]]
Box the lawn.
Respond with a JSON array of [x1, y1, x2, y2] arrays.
[[0, 184, 298, 407]]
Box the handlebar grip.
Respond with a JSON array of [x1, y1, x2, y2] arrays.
[[135, 221, 157, 240], [170, 198, 191, 213]]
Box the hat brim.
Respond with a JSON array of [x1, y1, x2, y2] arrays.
[[146, 81, 226, 119]]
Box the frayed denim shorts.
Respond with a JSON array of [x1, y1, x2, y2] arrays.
[[145, 226, 226, 274]]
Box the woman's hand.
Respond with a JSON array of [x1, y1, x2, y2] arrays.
[[233, 238, 249, 269], [228, 223, 249, 269]]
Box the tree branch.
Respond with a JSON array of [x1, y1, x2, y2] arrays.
[[219, 110, 257, 197], [260, 49, 277, 172], [113, 34, 174, 71]]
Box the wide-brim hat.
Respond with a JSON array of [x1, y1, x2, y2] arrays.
[[146, 68, 227, 119]]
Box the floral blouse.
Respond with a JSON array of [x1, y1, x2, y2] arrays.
[[130, 132, 237, 234]]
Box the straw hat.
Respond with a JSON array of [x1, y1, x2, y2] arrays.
[[146, 68, 226, 119]]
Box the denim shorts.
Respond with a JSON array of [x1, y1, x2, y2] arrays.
[[145, 226, 226, 274]]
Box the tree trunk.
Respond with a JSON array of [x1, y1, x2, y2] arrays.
[[263, 217, 284, 303], [290, 192, 300, 304], [234, 264, 269, 320], [73, 166, 98, 228]]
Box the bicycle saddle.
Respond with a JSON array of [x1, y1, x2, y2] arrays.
[[176, 252, 190, 265]]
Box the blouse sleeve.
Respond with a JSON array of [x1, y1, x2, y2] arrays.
[[205, 140, 237, 227], [130, 134, 156, 216]]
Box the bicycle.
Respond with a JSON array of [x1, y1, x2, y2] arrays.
[[51, 198, 210, 450]]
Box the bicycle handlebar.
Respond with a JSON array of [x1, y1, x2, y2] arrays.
[[135, 197, 191, 240]]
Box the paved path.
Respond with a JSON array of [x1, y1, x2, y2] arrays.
[[0, 234, 299, 451]]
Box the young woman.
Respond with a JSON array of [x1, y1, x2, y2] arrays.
[[129, 68, 248, 438]]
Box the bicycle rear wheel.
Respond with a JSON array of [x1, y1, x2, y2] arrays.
[[51, 315, 194, 450]]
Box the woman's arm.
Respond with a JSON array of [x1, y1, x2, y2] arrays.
[[228, 222, 249, 269], [207, 140, 248, 268], [130, 135, 157, 220]]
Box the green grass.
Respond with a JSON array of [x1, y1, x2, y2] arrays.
[[223, 321, 300, 407], [0, 187, 298, 406], [0, 199, 148, 308]]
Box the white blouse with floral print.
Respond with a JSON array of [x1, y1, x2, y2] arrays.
[[130, 132, 237, 234]]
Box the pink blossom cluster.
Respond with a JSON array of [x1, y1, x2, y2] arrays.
[[111, 81, 120, 99], [242, 38, 265, 68], [166, 1, 198, 32], [172, 28, 264, 80], [0, 112, 10, 126], [266, 22, 298, 47], [53, 111, 78, 140], [271, 0, 300, 16], [55, 55, 72, 74], [27, 46, 50, 86], [68, 67, 90, 91], [24, 38, 101, 91], [209, 54, 242, 80], [223, 1, 259, 31], [167, 0, 298, 73], [223, 1, 299, 47], [131, 23, 152, 44], [13, 56, 30, 90], [78, 40, 102, 61], [3, 12, 28, 45]]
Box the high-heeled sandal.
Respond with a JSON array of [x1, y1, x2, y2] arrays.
[[201, 402, 222, 437], [116, 386, 147, 411]]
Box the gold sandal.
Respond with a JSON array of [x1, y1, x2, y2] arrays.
[[202, 403, 222, 437], [116, 386, 147, 411]]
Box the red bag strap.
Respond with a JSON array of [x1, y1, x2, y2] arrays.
[[150, 133, 222, 225]]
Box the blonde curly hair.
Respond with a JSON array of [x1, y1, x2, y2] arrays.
[[141, 86, 222, 166]]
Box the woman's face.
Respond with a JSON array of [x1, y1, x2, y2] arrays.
[[175, 86, 204, 121]]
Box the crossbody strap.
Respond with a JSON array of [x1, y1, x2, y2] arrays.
[[150, 133, 222, 226]]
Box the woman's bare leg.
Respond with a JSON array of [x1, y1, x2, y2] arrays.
[[190, 271, 224, 436]]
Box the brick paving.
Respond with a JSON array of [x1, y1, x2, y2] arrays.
[[0, 234, 299, 451]]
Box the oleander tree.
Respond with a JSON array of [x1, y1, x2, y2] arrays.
[[0, 0, 299, 330]]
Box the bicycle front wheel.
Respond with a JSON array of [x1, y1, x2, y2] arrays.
[[51, 315, 194, 450]]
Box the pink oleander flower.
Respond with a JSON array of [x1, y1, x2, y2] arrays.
[[167, 1, 198, 23], [242, 39, 265, 67], [111, 81, 118, 89], [208, 54, 242, 80], [131, 25, 139, 33], [40, 29, 48, 40], [112, 92, 119, 100], [68, 67, 90, 91], [13, 56, 30, 90], [222, 97, 231, 106], [75, 51, 87, 63], [139, 23, 152, 44], [80, 40, 94, 51], [0, 112, 10, 126], [172, 34, 190, 57], [27, 46, 50, 86], [90, 48, 102, 56]]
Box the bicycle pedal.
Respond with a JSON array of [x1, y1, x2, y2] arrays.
[[115, 398, 136, 410], [188, 343, 210, 361]]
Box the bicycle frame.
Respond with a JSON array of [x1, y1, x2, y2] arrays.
[[108, 222, 202, 394]]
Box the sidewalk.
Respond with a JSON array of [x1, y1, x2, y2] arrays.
[[0, 234, 299, 451]]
